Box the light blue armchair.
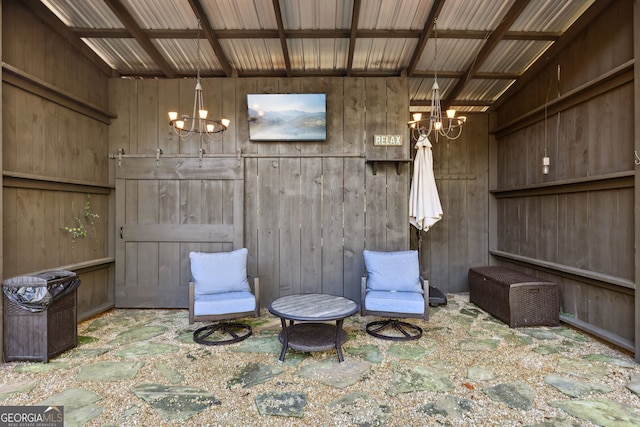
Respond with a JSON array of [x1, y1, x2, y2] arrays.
[[361, 249, 429, 341], [188, 248, 260, 345]]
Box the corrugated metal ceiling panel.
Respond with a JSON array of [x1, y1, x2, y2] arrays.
[[220, 39, 285, 72], [417, 38, 485, 72], [278, 0, 353, 74], [203, 0, 277, 30], [288, 39, 349, 71], [456, 78, 515, 104], [121, 0, 197, 29], [409, 78, 429, 98], [359, 0, 431, 30], [479, 40, 552, 74], [155, 39, 222, 73], [353, 38, 417, 72], [41, 0, 122, 28], [511, 0, 596, 31], [410, 76, 458, 101], [83, 38, 157, 73], [436, 0, 515, 30], [282, 0, 352, 29]]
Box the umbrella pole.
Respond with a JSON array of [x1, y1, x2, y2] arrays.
[[416, 227, 423, 276]]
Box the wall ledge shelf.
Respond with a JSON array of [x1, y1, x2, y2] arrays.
[[2, 63, 116, 124], [490, 171, 634, 198], [490, 250, 635, 292], [3, 172, 114, 194], [366, 159, 412, 175]]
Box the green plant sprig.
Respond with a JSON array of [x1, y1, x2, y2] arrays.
[[62, 194, 99, 246]]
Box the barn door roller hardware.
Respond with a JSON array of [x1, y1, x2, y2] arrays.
[[635, 150, 640, 166]]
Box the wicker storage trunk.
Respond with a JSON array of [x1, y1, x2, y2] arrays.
[[3, 271, 80, 362], [468, 266, 559, 328]]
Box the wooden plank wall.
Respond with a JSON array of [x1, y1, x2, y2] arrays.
[[414, 115, 490, 293], [1, 0, 114, 340], [493, 0, 636, 351], [109, 76, 417, 307]]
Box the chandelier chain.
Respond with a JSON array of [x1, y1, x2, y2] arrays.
[[433, 18, 438, 83]]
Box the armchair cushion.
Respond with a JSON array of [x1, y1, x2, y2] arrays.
[[190, 248, 251, 295], [193, 291, 256, 316], [365, 290, 425, 314], [363, 250, 422, 293]]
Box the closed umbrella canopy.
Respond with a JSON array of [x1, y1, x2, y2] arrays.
[[409, 134, 447, 307], [409, 134, 443, 232]]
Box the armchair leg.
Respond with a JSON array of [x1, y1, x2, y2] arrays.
[[193, 322, 252, 345], [365, 319, 423, 341]]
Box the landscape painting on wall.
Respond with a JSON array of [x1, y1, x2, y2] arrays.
[[247, 93, 327, 141]]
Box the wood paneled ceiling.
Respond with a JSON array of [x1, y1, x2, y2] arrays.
[[26, 0, 604, 111]]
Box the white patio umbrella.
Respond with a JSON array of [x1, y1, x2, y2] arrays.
[[409, 133, 447, 306], [409, 134, 443, 232]]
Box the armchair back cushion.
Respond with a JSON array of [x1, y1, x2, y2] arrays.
[[190, 248, 251, 295], [363, 249, 422, 293]]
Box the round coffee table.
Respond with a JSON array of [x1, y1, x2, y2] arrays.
[[268, 293, 358, 363]]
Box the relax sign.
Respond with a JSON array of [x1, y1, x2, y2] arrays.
[[373, 135, 402, 146]]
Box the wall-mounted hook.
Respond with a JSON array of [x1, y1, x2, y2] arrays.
[[635, 150, 640, 166], [199, 148, 204, 168], [156, 148, 163, 166]]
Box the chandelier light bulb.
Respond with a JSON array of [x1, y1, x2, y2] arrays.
[[168, 111, 178, 121], [221, 118, 230, 128], [175, 120, 185, 130], [446, 109, 456, 119], [199, 110, 208, 119], [412, 113, 422, 122]]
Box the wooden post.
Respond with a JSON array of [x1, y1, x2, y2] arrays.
[[633, 0, 640, 363]]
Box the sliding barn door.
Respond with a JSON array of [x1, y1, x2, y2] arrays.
[[115, 157, 243, 308]]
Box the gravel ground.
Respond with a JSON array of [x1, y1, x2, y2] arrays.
[[2, 293, 640, 426]]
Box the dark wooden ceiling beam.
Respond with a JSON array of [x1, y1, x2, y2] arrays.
[[411, 99, 490, 108], [187, 0, 234, 77], [443, 0, 531, 108], [346, 0, 362, 76], [21, 0, 115, 77], [407, 0, 446, 77], [413, 71, 520, 80], [103, 0, 177, 78], [119, 67, 520, 83], [72, 28, 561, 41], [271, 0, 292, 77]]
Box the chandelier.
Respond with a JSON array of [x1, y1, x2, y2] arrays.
[[408, 18, 465, 142], [168, 21, 229, 144]]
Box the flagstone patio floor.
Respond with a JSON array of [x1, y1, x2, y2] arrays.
[[1, 293, 640, 426]]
